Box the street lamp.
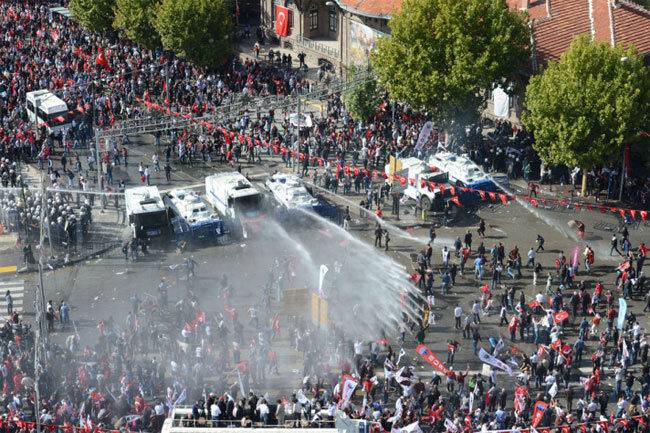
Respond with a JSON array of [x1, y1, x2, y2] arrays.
[[619, 56, 637, 202]]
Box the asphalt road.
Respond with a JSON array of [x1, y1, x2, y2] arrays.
[[5, 134, 649, 403]]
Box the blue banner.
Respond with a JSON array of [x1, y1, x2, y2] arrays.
[[618, 298, 627, 330]]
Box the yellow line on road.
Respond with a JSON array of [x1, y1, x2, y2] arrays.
[[0, 266, 17, 273]]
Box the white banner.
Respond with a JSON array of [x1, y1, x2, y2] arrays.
[[339, 375, 358, 409], [318, 265, 329, 298], [478, 348, 514, 376], [444, 418, 458, 433], [492, 86, 510, 118], [415, 121, 434, 150], [388, 398, 403, 422], [400, 421, 423, 433]]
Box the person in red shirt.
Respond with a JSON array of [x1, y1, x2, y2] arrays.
[[607, 308, 617, 329]]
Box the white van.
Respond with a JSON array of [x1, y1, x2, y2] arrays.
[[26, 90, 71, 134]]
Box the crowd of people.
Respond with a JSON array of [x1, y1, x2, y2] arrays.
[[1, 2, 650, 433]]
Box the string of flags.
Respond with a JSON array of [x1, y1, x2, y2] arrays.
[[133, 97, 650, 222]]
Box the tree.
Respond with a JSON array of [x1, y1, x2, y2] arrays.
[[371, 0, 530, 136], [113, 0, 161, 49], [69, 0, 116, 33], [154, 0, 232, 68], [522, 35, 650, 196], [344, 69, 382, 122]]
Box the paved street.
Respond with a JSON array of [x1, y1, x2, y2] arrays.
[[2, 135, 646, 403]]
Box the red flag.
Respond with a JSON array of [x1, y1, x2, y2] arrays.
[[641, 211, 648, 222], [449, 185, 456, 196], [553, 311, 569, 323], [272, 313, 280, 334], [532, 401, 548, 428], [561, 344, 573, 357], [596, 421, 609, 433], [275, 6, 290, 36], [478, 190, 486, 200], [450, 196, 463, 207], [410, 273, 422, 282], [428, 182, 436, 192], [416, 344, 449, 375], [184, 323, 191, 332], [95, 47, 110, 72], [438, 184, 445, 195], [488, 191, 496, 201], [528, 300, 541, 309], [498, 193, 508, 204]]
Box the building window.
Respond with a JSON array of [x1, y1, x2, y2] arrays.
[[310, 6, 318, 30], [329, 8, 337, 32]]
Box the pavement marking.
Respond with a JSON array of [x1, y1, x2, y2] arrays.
[[0, 266, 17, 273], [0, 280, 25, 314]]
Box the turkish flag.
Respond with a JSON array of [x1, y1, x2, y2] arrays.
[[276, 6, 290, 36], [450, 196, 463, 207], [553, 311, 569, 323], [95, 47, 110, 72]]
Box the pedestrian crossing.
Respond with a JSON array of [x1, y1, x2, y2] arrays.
[[0, 280, 25, 316]]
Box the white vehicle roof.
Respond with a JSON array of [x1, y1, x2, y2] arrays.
[[427, 152, 491, 185], [125, 186, 165, 215], [166, 189, 217, 222], [205, 172, 260, 199], [27, 90, 68, 113], [266, 173, 318, 208]]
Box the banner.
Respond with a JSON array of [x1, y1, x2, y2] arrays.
[[514, 385, 527, 411], [532, 400, 548, 428], [618, 298, 627, 330], [416, 344, 449, 375], [415, 121, 434, 150], [318, 265, 329, 298], [492, 86, 510, 118], [339, 374, 357, 409], [444, 419, 457, 433], [571, 246, 581, 268], [349, 20, 386, 66], [275, 6, 290, 36], [478, 348, 513, 376]]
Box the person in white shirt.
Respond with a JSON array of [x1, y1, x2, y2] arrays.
[[210, 402, 221, 427], [442, 247, 450, 268], [526, 248, 536, 267], [454, 306, 462, 329]]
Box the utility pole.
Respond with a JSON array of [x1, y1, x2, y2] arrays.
[[34, 170, 49, 433], [295, 93, 301, 173]]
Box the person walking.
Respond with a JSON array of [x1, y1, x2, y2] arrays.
[[526, 247, 536, 267], [5, 291, 12, 316]]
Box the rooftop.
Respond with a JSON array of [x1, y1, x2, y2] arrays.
[[334, 0, 401, 19], [507, 0, 650, 72]]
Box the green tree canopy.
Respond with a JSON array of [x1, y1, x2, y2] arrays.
[[113, 0, 161, 49], [154, 0, 232, 68], [70, 0, 116, 33], [522, 35, 650, 194], [344, 69, 383, 122], [371, 0, 530, 132]]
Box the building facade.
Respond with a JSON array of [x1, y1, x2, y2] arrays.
[[260, 0, 399, 72]]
